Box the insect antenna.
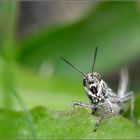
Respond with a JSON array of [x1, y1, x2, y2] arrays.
[[91, 46, 98, 77], [60, 56, 86, 77]]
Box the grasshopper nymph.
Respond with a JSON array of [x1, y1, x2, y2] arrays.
[[61, 47, 135, 131]]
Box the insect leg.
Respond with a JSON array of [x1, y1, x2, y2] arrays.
[[117, 68, 129, 98], [120, 91, 135, 121], [94, 113, 116, 131], [72, 101, 95, 110]]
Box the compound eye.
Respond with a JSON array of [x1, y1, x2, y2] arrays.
[[83, 78, 86, 86], [89, 80, 94, 84]]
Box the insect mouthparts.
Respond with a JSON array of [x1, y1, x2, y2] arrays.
[[90, 85, 98, 94]]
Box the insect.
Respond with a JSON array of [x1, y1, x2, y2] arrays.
[[60, 47, 135, 131]]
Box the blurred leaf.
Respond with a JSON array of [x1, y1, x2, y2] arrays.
[[135, 93, 140, 138], [0, 1, 19, 109], [124, 92, 140, 119], [0, 1, 19, 59], [0, 3, 37, 137], [134, 93, 140, 118], [18, 2, 140, 77]]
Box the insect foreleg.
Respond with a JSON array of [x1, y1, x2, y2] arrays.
[[120, 91, 135, 121], [94, 113, 116, 131], [72, 101, 95, 110]]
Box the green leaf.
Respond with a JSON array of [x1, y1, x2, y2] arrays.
[[0, 107, 137, 138]]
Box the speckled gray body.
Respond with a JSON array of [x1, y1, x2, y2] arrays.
[[73, 70, 135, 131], [83, 73, 125, 116]]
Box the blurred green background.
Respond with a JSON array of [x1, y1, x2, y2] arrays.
[[0, 1, 140, 111]]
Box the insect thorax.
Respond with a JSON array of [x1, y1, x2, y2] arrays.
[[83, 72, 113, 104]]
